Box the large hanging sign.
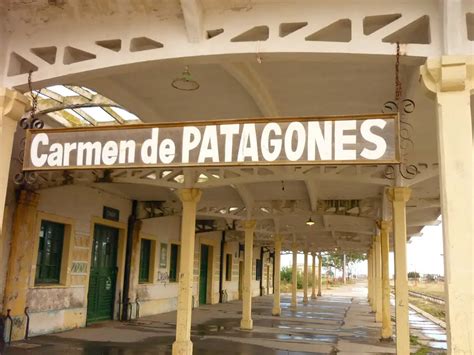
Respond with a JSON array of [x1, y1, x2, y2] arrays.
[[23, 114, 399, 171]]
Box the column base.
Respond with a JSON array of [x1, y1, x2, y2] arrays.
[[172, 340, 193, 355], [240, 318, 253, 330], [290, 302, 297, 310], [303, 297, 308, 304], [9, 316, 26, 341], [272, 307, 281, 316], [317, 292, 321, 297], [380, 336, 393, 343]]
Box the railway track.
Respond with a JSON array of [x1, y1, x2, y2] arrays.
[[390, 286, 445, 305], [408, 290, 445, 305]]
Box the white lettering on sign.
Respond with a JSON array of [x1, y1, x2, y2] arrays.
[[360, 119, 387, 159], [24, 115, 398, 171], [31, 133, 49, 167]]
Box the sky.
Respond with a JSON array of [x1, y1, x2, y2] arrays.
[[281, 222, 445, 277]]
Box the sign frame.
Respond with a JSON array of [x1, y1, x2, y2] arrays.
[[22, 113, 401, 171]]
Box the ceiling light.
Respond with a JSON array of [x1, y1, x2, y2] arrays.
[[306, 217, 315, 226], [172, 66, 200, 91]]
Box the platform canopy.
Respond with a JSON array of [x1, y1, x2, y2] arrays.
[[4, 0, 453, 253]]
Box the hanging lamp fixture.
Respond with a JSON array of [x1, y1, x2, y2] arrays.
[[306, 217, 315, 226], [171, 65, 200, 91]]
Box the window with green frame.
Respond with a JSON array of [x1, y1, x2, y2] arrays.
[[139, 239, 151, 283], [35, 220, 65, 285], [169, 244, 180, 282], [256, 259, 262, 281], [225, 254, 232, 281]]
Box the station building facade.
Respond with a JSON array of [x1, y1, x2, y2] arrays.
[[4, 184, 273, 337]]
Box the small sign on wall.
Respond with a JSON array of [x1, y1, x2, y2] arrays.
[[103, 206, 120, 221], [159, 243, 168, 268]]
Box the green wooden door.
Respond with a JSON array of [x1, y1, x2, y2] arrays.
[[87, 224, 118, 323], [199, 244, 209, 305]]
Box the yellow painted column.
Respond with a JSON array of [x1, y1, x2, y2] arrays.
[[379, 220, 393, 340], [240, 219, 256, 330], [311, 252, 317, 299], [272, 235, 281, 316], [367, 248, 372, 305], [0, 89, 29, 262], [370, 246, 377, 313], [172, 188, 202, 355], [387, 187, 411, 355], [303, 249, 308, 304], [317, 252, 322, 297], [3, 190, 39, 340], [374, 234, 383, 322], [421, 56, 473, 355], [291, 243, 298, 309]]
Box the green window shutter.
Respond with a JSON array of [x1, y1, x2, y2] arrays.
[[139, 239, 151, 283], [169, 244, 179, 282], [225, 254, 232, 281], [35, 220, 65, 285]]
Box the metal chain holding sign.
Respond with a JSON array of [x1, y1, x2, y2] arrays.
[[14, 71, 45, 187], [383, 43, 419, 180]]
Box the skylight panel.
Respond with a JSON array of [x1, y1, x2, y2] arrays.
[[64, 109, 91, 125], [32, 90, 49, 99], [81, 87, 97, 95], [46, 85, 80, 97], [81, 107, 116, 122], [110, 106, 140, 121]]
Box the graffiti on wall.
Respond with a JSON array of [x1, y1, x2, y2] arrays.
[[70, 261, 88, 274], [157, 271, 169, 284]]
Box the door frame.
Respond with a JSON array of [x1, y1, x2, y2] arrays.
[[85, 217, 127, 322]]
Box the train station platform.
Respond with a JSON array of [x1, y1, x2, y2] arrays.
[[5, 282, 446, 354]]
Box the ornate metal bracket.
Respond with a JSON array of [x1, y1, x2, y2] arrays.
[[382, 99, 419, 180], [14, 72, 45, 188]]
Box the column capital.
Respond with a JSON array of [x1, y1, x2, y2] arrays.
[[0, 88, 30, 122], [242, 219, 256, 230], [386, 187, 411, 203], [376, 220, 392, 232], [17, 190, 40, 207], [420, 55, 474, 94], [178, 188, 202, 203]]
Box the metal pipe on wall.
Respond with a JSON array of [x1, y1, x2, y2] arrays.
[[259, 247, 264, 296], [219, 231, 226, 303]]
